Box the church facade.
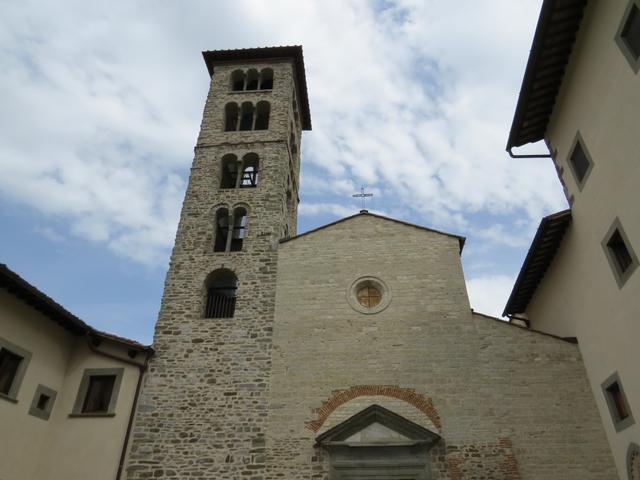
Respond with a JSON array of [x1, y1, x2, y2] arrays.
[[123, 46, 617, 479]]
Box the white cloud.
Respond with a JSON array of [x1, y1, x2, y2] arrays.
[[34, 226, 65, 243], [0, 0, 565, 272], [466, 274, 515, 319]]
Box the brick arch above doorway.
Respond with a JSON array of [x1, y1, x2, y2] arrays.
[[306, 385, 442, 432]]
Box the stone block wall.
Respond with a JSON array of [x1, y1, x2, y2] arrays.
[[125, 58, 301, 479], [265, 214, 616, 479]]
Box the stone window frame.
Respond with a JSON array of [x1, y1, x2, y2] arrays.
[[601, 217, 638, 288], [615, 0, 640, 74], [601, 371, 635, 432], [347, 276, 392, 315], [70, 367, 124, 417], [213, 202, 251, 254], [229, 68, 274, 92], [28, 384, 57, 421], [223, 101, 271, 132], [0, 336, 32, 403], [566, 131, 594, 191]]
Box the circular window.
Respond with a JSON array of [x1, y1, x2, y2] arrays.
[[357, 286, 381, 308], [347, 276, 391, 314]]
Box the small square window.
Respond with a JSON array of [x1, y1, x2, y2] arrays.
[[71, 368, 124, 417], [82, 375, 116, 413], [602, 218, 638, 288], [0, 349, 23, 395], [567, 133, 594, 190], [607, 382, 630, 420], [616, 0, 640, 73], [0, 337, 32, 402], [37, 393, 50, 410], [29, 384, 57, 421], [602, 372, 635, 432], [607, 230, 633, 273]]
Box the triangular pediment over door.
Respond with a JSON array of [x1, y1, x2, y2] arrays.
[[315, 404, 441, 480]]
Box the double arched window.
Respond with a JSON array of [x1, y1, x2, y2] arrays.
[[224, 102, 270, 132], [213, 206, 249, 252], [230, 68, 274, 91], [220, 153, 259, 189], [204, 269, 238, 318]]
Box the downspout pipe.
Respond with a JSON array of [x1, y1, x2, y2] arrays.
[[507, 139, 553, 159], [507, 146, 552, 159], [83, 334, 153, 480], [115, 353, 150, 480]]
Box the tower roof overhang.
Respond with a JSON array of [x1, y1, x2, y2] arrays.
[[506, 0, 588, 152], [202, 45, 312, 130]]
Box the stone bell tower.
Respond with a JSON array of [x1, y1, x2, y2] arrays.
[[125, 46, 311, 479]]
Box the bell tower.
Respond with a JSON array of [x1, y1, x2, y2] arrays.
[[125, 46, 311, 479]]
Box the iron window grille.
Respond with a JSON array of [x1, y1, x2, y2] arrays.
[[205, 286, 237, 318]]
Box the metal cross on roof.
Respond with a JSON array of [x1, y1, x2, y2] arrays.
[[352, 186, 373, 211]]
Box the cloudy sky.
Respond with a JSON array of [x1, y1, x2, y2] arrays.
[[0, 0, 567, 344]]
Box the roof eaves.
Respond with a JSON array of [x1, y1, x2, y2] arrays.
[[0, 263, 151, 351], [506, 0, 588, 151], [502, 209, 572, 316]]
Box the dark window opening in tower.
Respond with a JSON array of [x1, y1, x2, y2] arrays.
[[246, 69, 259, 90], [290, 130, 297, 154], [240, 153, 259, 187], [225, 103, 239, 131], [286, 189, 293, 211], [239, 102, 254, 131], [254, 101, 270, 130], [230, 207, 248, 252], [220, 154, 239, 189], [204, 269, 238, 318], [214, 208, 230, 252], [231, 70, 245, 91], [259, 68, 273, 90]]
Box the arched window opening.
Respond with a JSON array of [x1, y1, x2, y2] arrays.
[[246, 69, 259, 90], [239, 102, 254, 131], [231, 70, 245, 91], [230, 207, 248, 252], [204, 269, 238, 319], [214, 208, 230, 252], [259, 68, 274, 90], [254, 101, 270, 130], [241, 154, 259, 188], [225, 103, 239, 132], [220, 155, 238, 189]]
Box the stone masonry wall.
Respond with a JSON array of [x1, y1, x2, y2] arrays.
[[266, 214, 616, 479], [125, 58, 301, 479]]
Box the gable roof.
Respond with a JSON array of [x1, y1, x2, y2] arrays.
[[507, 0, 588, 152], [202, 45, 312, 130], [503, 209, 572, 316], [280, 210, 466, 253], [0, 263, 151, 352], [315, 404, 441, 448]]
